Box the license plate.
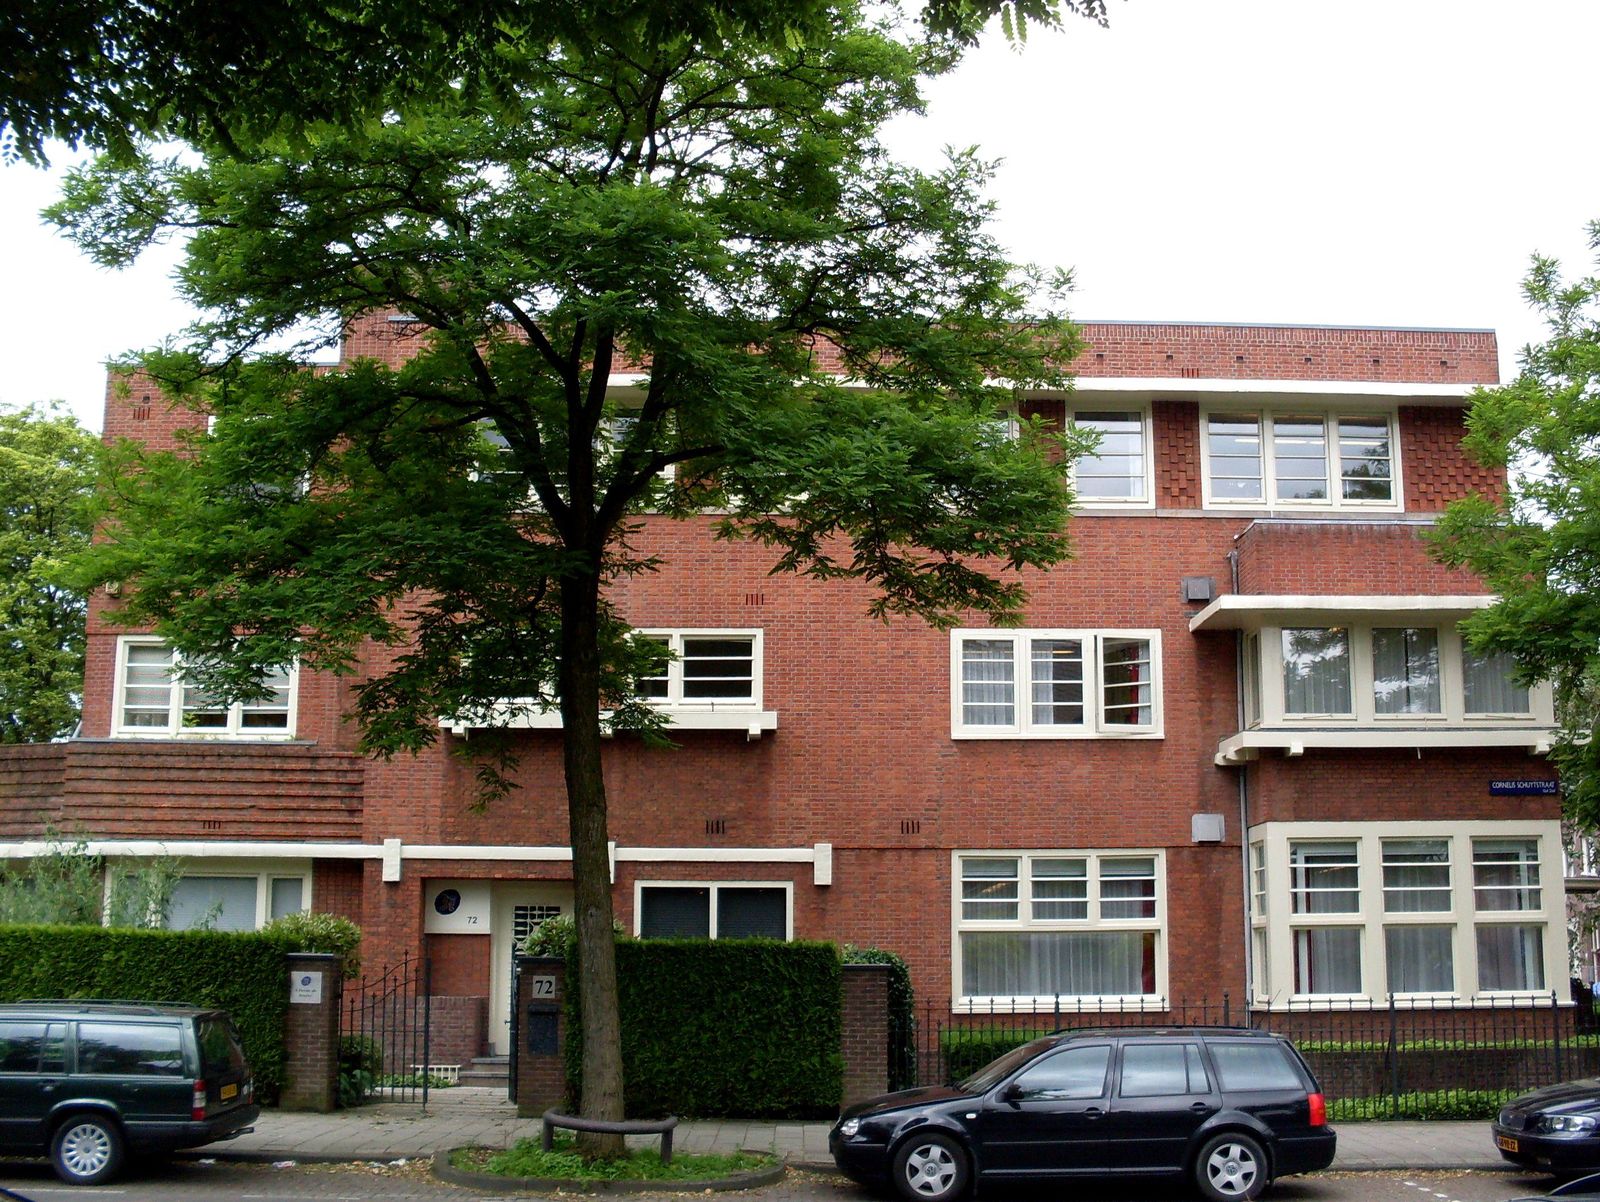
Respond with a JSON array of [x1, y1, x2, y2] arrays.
[[221, 1083, 237, 1101], [1497, 1135, 1519, 1153]]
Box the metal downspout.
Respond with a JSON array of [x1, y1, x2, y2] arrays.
[[1228, 547, 1252, 1019]]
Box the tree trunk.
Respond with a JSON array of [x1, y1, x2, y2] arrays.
[[558, 568, 626, 1159]]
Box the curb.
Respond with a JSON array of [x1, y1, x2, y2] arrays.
[[432, 1148, 786, 1194]]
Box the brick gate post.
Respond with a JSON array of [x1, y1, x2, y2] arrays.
[[514, 954, 567, 1118], [841, 963, 891, 1107], [281, 952, 342, 1112]]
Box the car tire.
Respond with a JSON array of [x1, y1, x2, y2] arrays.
[[891, 1131, 970, 1202], [1194, 1131, 1268, 1202], [51, 1113, 125, 1186]]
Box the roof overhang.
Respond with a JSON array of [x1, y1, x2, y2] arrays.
[[1189, 594, 1496, 634]]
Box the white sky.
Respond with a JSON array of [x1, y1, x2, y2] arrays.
[[3, 0, 1598, 433]]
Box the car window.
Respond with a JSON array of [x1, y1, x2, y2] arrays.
[[76, 1022, 186, 1077], [41, 1023, 66, 1073], [1010, 1044, 1111, 1101], [198, 1017, 247, 1077], [1119, 1042, 1210, 1097], [960, 1037, 1060, 1093], [0, 1021, 46, 1073], [1207, 1041, 1305, 1091]]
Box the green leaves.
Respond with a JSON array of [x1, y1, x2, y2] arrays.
[[0, 403, 97, 743], [1432, 222, 1600, 826]]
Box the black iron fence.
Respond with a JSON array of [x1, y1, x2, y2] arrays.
[[338, 953, 433, 1106], [917, 993, 1599, 1119]]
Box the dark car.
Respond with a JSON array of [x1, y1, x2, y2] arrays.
[[1495, 1079, 1600, 1174], [1506, 1172, 1600, 1202], [0, 1000, 258, 1185], [830, 1026, 1335, 1202]]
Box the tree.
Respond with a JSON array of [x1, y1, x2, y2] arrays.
[[0, 827, 184, 927], [53, 1, 1088, 1152], [1432, 220, 1600, 827], [1, 0, 1110, 165], [0, 403, 98, 743]]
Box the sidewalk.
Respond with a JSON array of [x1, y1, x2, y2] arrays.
[[196, 1087, 1510, 1174]]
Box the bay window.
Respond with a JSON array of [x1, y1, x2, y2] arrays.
[[951, 629, 1162, 738], [954, 851, 1165, 1006], [1201, 409, 1398, 510], [1281, 628, 1352, 715], [1248, 822, 1558, 1006]]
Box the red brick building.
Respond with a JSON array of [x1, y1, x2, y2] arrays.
[[0, 318, 1563, 1063]]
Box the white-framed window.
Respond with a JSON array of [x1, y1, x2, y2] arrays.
[[1070, 408, 1153, 508], [159, 865, 311, 932], [113, 637, 297, 738], [1199, 408, 1400, 511], [634, 629, 762, 709], [950, 629, 1162, 739], [1248, 623, 1542, 728], [633, 881, 791, 939], [1248, 821, 1559, 1006], [952, 850, 1165, 1008]]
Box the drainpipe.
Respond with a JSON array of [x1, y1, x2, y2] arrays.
[[1228, 547, 1252, 1017]]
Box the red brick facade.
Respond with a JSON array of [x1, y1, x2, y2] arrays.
[[1, 320, 1562, 1062]]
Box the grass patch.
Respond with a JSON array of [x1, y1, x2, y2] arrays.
[[451, 1134, 775, 1182]]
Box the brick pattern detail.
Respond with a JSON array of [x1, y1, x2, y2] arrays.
[[420, 995, 488, 1066], [1154, 401, 1201, 508], [1232, 520, 1488, 596], [1403, 405, 1505, 513], [841, 964, 891, 1106], [514, 955, 568, 1118], [280, 953, 342, 1112]]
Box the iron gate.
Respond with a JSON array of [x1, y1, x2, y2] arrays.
[[338, 953, 432, 1106]]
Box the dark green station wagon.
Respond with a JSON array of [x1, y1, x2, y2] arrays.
[[0, 1001, 258, 1185]]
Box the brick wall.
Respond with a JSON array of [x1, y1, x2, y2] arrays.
[[841, 963, 890, 1105], [281, 952, 342, 1111], [1232, 520, 1487, 596]]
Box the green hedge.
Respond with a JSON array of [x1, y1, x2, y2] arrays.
[[567, 940, 842, 1118], [843, 946, 916, 1090], [1329, 1089, 1518, 1122], [941, 1028, 1051, 1083], [0, 924, 292, 1101]]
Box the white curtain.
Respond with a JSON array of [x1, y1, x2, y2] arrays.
[[1463, 646, 1530, 714], [1476, 924, 1545, 991], [1293, 927, 1361, 994], [961, 931, 1153, 998], [1372, 627, 1440, 714], [961, 639, 1015, 726], [1282, 628, 1351, 714], [1385, 925, 1453, 993]]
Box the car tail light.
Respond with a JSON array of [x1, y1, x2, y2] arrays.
[[1307, 1092, 1327, 1127], [192, 1080, 207, 1120]]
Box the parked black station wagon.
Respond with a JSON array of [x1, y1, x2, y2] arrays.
[[830, 1026, 1335, 1202], [0, 1000, 258, 1185]]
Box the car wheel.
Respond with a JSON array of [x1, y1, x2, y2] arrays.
[[1195, 1131, 1268, 1202], [891, 1131, 969, 1202], [51, 1113, 125, 1186]]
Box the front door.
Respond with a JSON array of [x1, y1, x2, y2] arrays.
[[979, 1041, 1115, 1177], [488, 884, 572, 1056]]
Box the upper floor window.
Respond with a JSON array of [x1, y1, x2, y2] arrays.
[[1201, 409, 1399, 510], [634, 630, 761, 709], [1070, 409, 1151, 507], [1245, 623, 1539, 728], [951, 629, 1162, 739], [114, 637, 296, 738]]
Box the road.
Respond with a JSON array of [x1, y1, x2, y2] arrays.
[[0, 1161, 1572, 1202]]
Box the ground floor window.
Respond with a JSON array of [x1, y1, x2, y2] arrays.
[[160, 865, 310, 931], [634, 882, 790, 940], [952, 850, 1165, 1008], [1248, 820, 1559, 1006]]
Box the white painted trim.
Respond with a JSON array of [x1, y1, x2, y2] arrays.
[[1070, 379, 1476, 400], [1215, 727, 1556, 766], [632, 879, 795, 939], [950, 628, 1164, 739], [0, 839, 835, 885], [1190, 594, 1496, 633], [1067, 403, 1156, 510], [111, 635, 300, 740], [439, 707, 779, 737]]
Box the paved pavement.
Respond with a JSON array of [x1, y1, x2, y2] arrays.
[[195, 1087, 1507, 1173]]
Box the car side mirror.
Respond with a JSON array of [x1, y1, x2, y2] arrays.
[[996, 1082, 1022, 1105]]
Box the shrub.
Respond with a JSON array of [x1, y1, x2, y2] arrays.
[[0, 924, 290, 1100], [338, 1035, 384, 1107], [260, 911, 362, 978], [940, 1028, 1052, 1084], [843, 945, 917, 1090], [567, 940, 843, 1118], [1329, 1089, 1518, 1122]]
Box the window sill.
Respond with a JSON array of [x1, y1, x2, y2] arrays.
[[1253, 994, 1563, 1012], [953, 729, 1163, 741], [110, 730, 299, 741], [954, 995, 1166, 1015], [1215, 725, 1555, 765], [440, 703, 777, 740]]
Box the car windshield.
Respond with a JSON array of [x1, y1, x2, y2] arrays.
[[958, 1037, 1059, 1094]]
